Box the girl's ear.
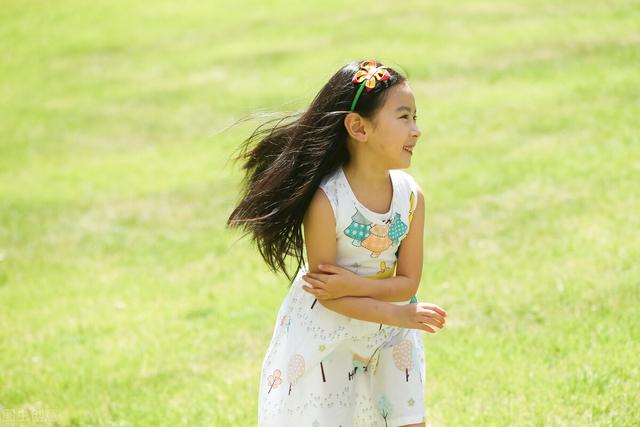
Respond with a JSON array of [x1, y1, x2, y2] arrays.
[[344, 112, 369, 142]]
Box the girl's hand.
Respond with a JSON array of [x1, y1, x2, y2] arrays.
[[301, 264, 358, 300], [396, 302, 447, 333]]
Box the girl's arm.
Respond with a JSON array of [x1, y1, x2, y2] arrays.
[[307, 185, 425, 302], [303, 188, 443, 331]]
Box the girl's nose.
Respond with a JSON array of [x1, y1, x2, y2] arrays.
[[411, 124, 422, 138]]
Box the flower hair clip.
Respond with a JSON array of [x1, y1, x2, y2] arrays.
[[350, 60, 391, 111]]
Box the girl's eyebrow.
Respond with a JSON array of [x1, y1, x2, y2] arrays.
[[395, 106, 417, 114]]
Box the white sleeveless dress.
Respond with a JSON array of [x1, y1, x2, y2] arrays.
[[258, 166, 428, 427]]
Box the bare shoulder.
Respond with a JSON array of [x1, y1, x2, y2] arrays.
[[396, 170, 424, 199], [304, 187, 337, 272], [416, 181, 424, 200], [304, 187, 335, 228]]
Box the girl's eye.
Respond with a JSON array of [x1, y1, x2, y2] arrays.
[[401, 115, 418, 121]]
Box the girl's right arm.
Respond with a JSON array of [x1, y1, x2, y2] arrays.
[[303, 189, 443, 333]]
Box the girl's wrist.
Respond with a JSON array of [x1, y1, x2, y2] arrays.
[[384, 303, 403, 327], [345, 275, 366, 297]]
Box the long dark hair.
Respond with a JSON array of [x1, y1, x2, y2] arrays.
[[226, 59, 407, 282]]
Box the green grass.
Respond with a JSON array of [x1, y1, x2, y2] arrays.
[[1, 0, 639, 425]]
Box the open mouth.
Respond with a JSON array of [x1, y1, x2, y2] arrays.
[[403, 145, 414, 154]]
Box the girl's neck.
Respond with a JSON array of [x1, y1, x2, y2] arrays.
[[342, 159, 391, 191]]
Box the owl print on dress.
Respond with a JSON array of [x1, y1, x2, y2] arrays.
[[344, 208, 408, 257]]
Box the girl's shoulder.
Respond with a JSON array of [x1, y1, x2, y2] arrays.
[[317, 167, 342, 218], [391, 169, 421, 197]]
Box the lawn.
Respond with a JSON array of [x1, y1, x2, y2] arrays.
[[1, 0, 639, 425]]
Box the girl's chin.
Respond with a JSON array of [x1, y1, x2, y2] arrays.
[[393, 159, 411, 169]]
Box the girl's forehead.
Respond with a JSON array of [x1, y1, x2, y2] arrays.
[[384, 84, 416, 111]]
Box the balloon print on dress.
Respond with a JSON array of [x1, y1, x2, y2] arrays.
[[286, 354, 305, 395], [392, 339, 413, 381], [377, 394, 393, 427], [266, 369, 282, 394]]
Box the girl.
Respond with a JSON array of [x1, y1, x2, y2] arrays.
[[227, 59, 447, 427]]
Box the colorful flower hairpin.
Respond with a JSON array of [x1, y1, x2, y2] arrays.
[[350, 60, 391, 111]]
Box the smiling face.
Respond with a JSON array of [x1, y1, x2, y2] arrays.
[[366, 82, 422, 169]]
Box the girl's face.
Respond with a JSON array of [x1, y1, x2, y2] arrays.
[[367, 82, 421, 169]]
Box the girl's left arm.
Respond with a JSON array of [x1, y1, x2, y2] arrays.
[[303, 185, 425, 303]]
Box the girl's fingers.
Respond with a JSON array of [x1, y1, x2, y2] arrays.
[[419, 308, 446, 324], [305, 273, 330, 283], [417, 303, 447, 318], [303, 285, 320, 295], [429, 305, 447, 318], [303, 286, 328, 299], [318, 264, 340, 273], [303, 276, 326, 290], [426, 318, 444, 329], [318, 264, 353, 277], [419, 314, 444, 328], [418, 323, 436, 333]]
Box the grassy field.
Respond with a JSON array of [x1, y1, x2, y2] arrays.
[[1, 0, 639, 425]]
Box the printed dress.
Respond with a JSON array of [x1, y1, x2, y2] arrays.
[[258, 166, 428, 427]]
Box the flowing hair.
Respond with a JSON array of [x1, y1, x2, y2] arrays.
[[226, 59, 407, 282]]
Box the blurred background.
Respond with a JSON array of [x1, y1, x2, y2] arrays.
[[1, 0, 638, 425]]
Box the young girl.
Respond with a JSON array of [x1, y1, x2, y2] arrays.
[[227, 59, 447, 427]]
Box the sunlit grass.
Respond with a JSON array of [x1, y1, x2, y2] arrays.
[[1, 0, 638, 425]]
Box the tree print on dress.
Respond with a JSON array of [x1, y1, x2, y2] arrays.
[[286, 354, 305, 395], [392, 339, 414, 381], [377, 395, 393, 427], [267, 369, 282, 394], [279, 314, 291, 335], [344, 209, 371, 247], [387, 212, 408, 245]]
